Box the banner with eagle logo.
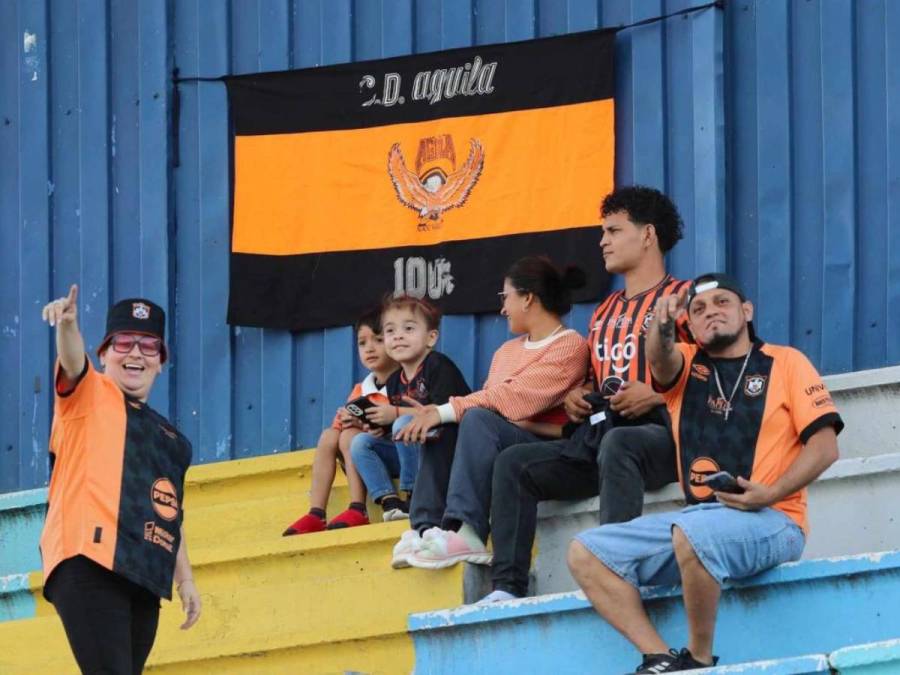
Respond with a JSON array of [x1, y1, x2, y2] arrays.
[[226, 29, 615, 331]]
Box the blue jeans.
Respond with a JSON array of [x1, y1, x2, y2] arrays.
[[575, 502, 805, 587], [350, 415, 419, 501]]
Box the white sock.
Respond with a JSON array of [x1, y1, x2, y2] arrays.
[[457, 522, 485, 549]]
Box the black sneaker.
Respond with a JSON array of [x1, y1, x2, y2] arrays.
[[633, 649, 682, 673], [674, 647, 719, 670]]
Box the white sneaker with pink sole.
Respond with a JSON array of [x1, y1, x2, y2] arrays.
[[408, 528, 492, 569]]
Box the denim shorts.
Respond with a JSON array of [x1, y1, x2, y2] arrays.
[[574, 503, 805, 587]]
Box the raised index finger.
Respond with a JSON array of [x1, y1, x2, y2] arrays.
[[66, 284, 79, 306]]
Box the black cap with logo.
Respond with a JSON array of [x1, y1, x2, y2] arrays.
[[97, 298, 168, 362], [687, 273, 756, 341]]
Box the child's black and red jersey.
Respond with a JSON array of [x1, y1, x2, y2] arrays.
[[41, 358, 192, 599], [386, 351, 471, 406]]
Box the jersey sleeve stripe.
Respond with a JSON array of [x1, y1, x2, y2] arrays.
[[799, 411, 844, 444]]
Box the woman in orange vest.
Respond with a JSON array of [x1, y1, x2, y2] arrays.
[[40, 285, 200, 674]]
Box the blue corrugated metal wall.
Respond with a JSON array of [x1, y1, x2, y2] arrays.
[[1, 0, 896, 493], [726, 0, 900, 375]]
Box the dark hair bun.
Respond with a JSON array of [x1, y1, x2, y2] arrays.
[[561, 266, 587, 291]]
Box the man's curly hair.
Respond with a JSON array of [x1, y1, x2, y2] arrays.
[[600, 185, 684, 253]]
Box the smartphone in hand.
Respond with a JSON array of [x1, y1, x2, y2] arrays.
[[345, 396, 376, 419], [704, 471, 745, 494]]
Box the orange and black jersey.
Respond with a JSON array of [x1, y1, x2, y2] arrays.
[[386, 351, 471, 407], [588, 275, 691, 391], [659, 341, 843, 534], [41, 358, 192, 600]]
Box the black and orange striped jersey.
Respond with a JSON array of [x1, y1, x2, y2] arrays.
[[41, 358, 192, 600], [588, 275, 691, 390], [661, 341, 843, 534]]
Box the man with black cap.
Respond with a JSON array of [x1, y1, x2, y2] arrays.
[[40, 284, 201, 674], [567, 272, 843, 673]]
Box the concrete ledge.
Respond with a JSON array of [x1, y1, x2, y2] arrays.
[[410, 551, 900, 675], [694, 654, 830, 674], [0, 489, 48, 512], [829, 637, 900, 673], [531, 452, 900, 595], [414, 551, 900, 630], [0, 489, 49, 578], [823, 366, 900, 392], [0, 574, 33, 622], [538, 452, 900, 521], [184, 448, 312, 486]]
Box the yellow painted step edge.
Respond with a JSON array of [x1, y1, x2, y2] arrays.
[[185, 448, 316, 486], [24, 520, 412, 595]]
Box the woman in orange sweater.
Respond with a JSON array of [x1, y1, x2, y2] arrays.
[[390, 256, 590, 568]]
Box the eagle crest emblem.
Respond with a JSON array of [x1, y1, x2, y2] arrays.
[[387, 134, 484, 230]]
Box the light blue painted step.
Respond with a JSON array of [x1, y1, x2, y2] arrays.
[[409, 551, 900, 675], [0, 488, 47, 577], [830, 638, 900, 674], [0, 574, 35, 622], [693, 654, 830, 674]]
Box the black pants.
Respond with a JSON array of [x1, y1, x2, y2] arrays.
[[46, 556, 160, 675], [489, 424, 676, 597], [410, 424, 460, 532]]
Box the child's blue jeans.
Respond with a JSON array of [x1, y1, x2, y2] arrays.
[[350, 415, 419, 501]]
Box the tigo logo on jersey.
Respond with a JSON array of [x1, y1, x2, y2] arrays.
[[151, 478, 179, 521], [132, 302, 151, 320], [743, 374, 767, 397], [594, 334, 637, 374]]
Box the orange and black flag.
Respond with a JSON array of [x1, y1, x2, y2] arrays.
[[226, 29, 616, 331]]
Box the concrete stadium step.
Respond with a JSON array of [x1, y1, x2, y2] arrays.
[[0, 519, 466, 674], [829, 637, 900, 674], [0, 488, 48, 577], [409, 551, 900, 675], [693, 654, 831, 674], [825, 365, 900, 460], [0, 449, 466, 673], [184, 449, 329, 510], [530, 450, 900, 595], [184, 448, 401, 551], [654, 637, 900, 674]]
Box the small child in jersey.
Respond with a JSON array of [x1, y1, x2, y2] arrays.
[[350, 296, 470, 534], [282, 308, 398, 535]]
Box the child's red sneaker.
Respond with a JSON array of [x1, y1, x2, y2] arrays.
[[282, 512, 326, 536], [326, 508, 370, 530]]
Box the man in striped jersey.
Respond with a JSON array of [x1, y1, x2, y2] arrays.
[[481, 186, 691, 604]]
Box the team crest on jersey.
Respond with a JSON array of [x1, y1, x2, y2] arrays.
[[132, 302, 151, 320], [387, 134, 485, 231], [640, 311, 655, 335], [744, 374, 767, 397]]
